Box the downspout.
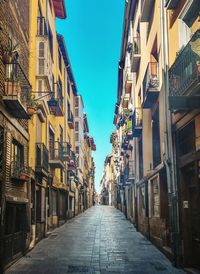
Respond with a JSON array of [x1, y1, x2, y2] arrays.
[[160, 0, 180, 266]]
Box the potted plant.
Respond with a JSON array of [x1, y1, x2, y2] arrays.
[[4, 73, 21, 96], [19, 172, 30, 181], [27, 95, 38, 116], [1, 40, 19, 63]]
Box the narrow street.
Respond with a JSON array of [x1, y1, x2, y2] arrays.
[[6, 206, 185, 274]]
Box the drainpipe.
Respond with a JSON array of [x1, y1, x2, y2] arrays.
[[160, 0, 180, 266]]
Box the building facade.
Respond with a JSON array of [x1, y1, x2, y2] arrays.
[[0, 0, 96, 270], [109, 0, 200, 270], [0, 0, 31, 269]]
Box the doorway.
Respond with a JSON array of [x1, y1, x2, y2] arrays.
[[3, 203, 27, 266], [181, 162, 200, 269]]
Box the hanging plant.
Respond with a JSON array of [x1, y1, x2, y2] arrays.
[[1, 39, 19, 63]]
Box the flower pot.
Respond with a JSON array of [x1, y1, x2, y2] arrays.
[[2, 52, 13, 63], [4, 81, 20, 96], [19, 172, 30, 181], [27, 106, 36, 116]]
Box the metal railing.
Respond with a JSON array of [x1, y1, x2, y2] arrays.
[[143, 62, 159, 100], [63, 142, 71, 162], [4, 62, 31, 105], [36, 143, 49, 171], [37, 17, 48, 36], [49, 141, 63, 162], [11, 161, 31, 179], [169, 29, 200, 96]]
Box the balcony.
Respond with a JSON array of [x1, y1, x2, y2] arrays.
[[35, 143, 49, 175], [132, 107, 142, 137], [141, 0, 155, 22], [63, 142, 71, 162], [2, 63, 31, 119], [124, 66, 132, 94], [131, 37, 141, 72], [68, 112, 74, 129], [49, 141, 64, 169], [37, 17, 48, 36], [122, 94, 130, 109], [68, 151, 76, 172], [165, 0, 179, 9], [36, 19, 52, 89], [11, 161, 31, 182], [142, 62, 159, 108], [169, 30, 200, 111]]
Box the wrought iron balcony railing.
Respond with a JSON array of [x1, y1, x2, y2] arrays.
[[11, 161, 31, 181], [49, 141, 64, 168], [37, 17, 48, 36], [142, 62, 159, 108], [169, 30, 200, 98], [36, 143, 49, 172], [63, 142, 71, 162], [3, 62, 31, 119]]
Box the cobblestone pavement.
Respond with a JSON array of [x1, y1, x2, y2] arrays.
[[6, 206, 185, 274]]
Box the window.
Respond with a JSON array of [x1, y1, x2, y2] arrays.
[[48, 25, 53, 60], [75, 108, 79, 117], [59, 125, 63, 143], [151, 177, 159, 217], [60, 168, 63, 183], [67, 101, 71, 118], [152, 105, 161, 167], [12, 140, 24, 165], [75, 97, 79, 107], [58, 78, 63, 101], [67, 81, 70, 97], [75, 146, 79, 154], [75, 121, 79, 132], [178, 19, 191, 49], [75, 133, 79, 142], [38, 42, 45, 75], [58, 49, 62, 72], [49, 127, 55, 158], [52, 74, 54, 94]]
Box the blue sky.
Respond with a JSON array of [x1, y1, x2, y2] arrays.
[[57, 0, 124, 192]]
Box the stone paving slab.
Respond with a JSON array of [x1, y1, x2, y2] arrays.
[[5, 206, 185, 274]]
